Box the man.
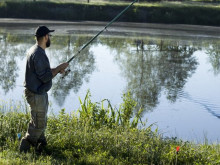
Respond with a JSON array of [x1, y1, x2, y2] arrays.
[[19, 25, 69, 153]]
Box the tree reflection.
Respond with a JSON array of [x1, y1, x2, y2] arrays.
[[105, 38, 198, 113], [0, 33, 95, 107], [0, 33, 29, 94], [157, 42, 198, 102], [0, 30, 219, 113], [206, 42, 220, 76], [50, 35, 95, 107]]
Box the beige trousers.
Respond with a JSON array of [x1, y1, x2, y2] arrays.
[[22, 88, 48, 146]]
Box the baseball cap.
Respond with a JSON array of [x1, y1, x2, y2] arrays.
[[35, 26, 55, 37]]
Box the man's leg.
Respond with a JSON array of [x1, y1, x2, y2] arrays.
[[20, 89, 48, 153]]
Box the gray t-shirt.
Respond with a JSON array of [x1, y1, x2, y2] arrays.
[[24, 44, 53, 94]]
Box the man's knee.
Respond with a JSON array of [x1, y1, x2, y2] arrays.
[[36, 112, 47, 129]]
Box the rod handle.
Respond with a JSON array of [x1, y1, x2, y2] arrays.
[[61, 69, 71, 79]]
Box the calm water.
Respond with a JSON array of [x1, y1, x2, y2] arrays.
[[0, 23, 220, 143]]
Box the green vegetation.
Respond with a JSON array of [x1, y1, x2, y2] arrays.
[[0, 91, 220, 164], [0, 1, 220, 26]]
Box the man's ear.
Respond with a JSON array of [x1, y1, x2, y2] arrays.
[[44, 34, 48, 41]]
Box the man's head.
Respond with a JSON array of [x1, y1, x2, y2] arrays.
[[35, 26, 54, 48]]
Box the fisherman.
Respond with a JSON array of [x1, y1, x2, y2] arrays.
[[19, 25, 69, 153]]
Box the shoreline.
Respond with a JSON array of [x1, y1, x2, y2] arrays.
[[1, 18, 220, 31], [1, 18, 220, 39]]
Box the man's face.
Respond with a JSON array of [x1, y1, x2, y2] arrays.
[[46, 34, 51, 48]]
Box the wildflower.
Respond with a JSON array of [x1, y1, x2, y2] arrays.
[[176, 146, 180, 154], [17, 133, 21, 140]]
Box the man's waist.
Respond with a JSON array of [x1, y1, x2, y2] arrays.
[[24, 86, 47, 95], [24, 79, 51, 94]]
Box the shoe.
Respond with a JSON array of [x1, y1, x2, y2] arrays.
[[35, 139, 47, 154], [19, 138, 31, 153]]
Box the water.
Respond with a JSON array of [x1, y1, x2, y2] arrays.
[[0, 22, 220, 143]]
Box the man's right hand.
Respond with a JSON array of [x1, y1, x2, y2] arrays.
[[58, 63, 69, 71], [52, 62, 69, 78]]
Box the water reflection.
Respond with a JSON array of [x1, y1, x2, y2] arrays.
[[182, 92, 220, 119], [104, 38, 199, 113], [0, 32, 219, 114], [206, 42, 220, 76], [51, 36, 95, 106], [0, 33, 96, 107], [0, 33, 30, 94]]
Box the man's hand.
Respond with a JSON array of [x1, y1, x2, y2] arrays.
[[52, 62, 69, 78], [57, 63, 69, 72], [59, 69, 66, 74]]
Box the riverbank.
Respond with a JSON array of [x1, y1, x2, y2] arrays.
[[0, 92, 220, 164], [0, 1, 220, 26], [1, 18, 220, 39]]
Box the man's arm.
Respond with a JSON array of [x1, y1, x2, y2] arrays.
[[51, 67, 60, 78]]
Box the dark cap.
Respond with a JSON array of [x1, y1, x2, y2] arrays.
[[35, 26, 55, 37]]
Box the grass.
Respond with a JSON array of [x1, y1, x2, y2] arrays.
[[0, 91, 220, 164]]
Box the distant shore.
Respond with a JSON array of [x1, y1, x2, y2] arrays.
[[0, 1, 220, 26]]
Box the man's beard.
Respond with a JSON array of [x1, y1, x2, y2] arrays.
[[46, 38, 51, 47]]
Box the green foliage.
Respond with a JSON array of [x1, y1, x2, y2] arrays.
[[0, 92, 220, 164], [0, 102, 30, 150], [0, 1, 220, 26]]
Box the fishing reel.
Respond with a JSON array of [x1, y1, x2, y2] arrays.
[[61, 69, 71, 79]]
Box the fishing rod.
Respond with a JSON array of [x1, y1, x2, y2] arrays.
[[62, 0, 137, 78]]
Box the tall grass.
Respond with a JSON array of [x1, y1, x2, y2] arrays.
[[0, 91, 220, 164]]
